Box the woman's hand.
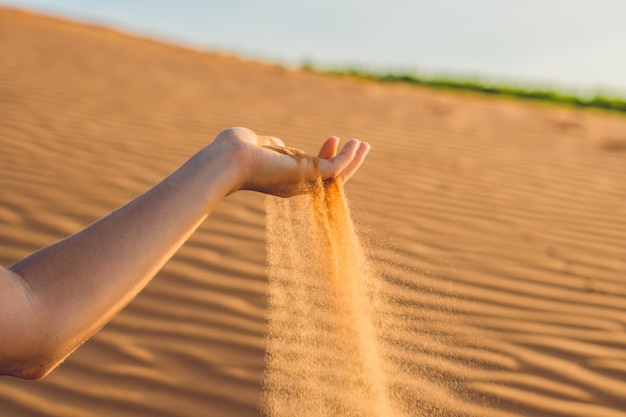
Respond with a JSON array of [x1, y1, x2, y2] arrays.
[[209, 127, 371, 197]]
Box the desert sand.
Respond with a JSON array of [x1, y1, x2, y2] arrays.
[[1, 7, 626, 417]]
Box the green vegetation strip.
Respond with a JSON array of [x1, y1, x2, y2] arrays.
[[309, 66, 626, 114]]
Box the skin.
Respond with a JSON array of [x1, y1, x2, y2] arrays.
[[0, 127, 370, 380]]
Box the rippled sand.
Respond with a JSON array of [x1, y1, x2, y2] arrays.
[[1, 6, 626, 417]]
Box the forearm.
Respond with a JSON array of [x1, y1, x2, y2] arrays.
[[8, 143, 241, 378]]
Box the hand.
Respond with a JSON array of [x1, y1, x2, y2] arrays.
[[212, 127, 370, 197]]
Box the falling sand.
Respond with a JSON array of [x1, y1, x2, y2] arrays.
[[263, 167, 394, 417], [262, 150, 475, 417]]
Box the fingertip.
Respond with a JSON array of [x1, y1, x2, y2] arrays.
[[327, 136, 341, 149], [338, 140, 371, 184], [340, 138, 361, 154], [363, 142, 372, 157], [318, 136, 340, 159]]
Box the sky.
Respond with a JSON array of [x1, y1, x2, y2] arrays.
[[3, 0, 626, 97]]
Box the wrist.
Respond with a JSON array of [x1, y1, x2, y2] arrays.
[[196, 138, 252, 196]]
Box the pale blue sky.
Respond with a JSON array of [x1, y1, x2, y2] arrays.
[[3, 0, 626, 96]]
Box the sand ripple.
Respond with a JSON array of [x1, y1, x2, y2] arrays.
[[1, 6, 625, 417]]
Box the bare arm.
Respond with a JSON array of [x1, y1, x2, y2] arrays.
[[0, 127, 370, 379]]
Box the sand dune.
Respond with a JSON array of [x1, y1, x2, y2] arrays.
[[1, 6, 626, 416]]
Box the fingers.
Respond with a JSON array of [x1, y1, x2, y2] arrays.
[[320, 139, 361, 178], [318, 136, 371, 183], [317, 136, 339, 159], [339, 141, 371, 183]]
